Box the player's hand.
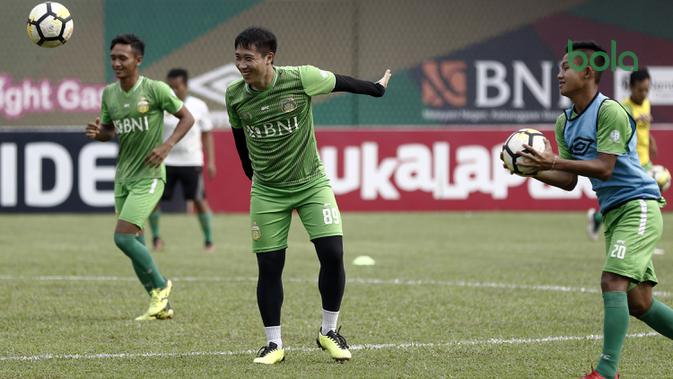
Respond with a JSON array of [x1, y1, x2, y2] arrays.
[[145, 142, 172, 167], [207, 162, 217, 178], [499, 150, 514, 175], [518, 138, 555, 171], [638, 114, 653, 123], [377, 69, 392, 89], [85, 117, 101, 140]]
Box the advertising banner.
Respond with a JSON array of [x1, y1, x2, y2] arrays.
[[3, 128, 671, 213]]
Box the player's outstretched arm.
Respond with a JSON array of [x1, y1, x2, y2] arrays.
[[232, 128, 253, 180], [332, 69, 392, 97], [146, 106, 195, 167], [85, 117, 115, 142]]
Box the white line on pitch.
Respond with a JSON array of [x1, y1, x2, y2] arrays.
[[0, 274, 670, 298], [0, 332, 659, 362]]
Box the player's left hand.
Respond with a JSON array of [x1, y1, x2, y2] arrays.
[[145, 143, 172, 167], [518, 138, 556, 171], [207, 162, 217, 178]]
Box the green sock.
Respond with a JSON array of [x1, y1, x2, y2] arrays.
[[594, 211, 603, 225], [639, 299, 673, 339], [596, 291, 628, 379], [132, 262, 153, 294], [149, 210, 161, 239], [132, 235, 153, 294], [114, 233, 166, 290], [198, 212, 213, 244]]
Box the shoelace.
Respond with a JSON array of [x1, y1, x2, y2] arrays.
[[327, 327, 349, 349], [257, 344, 276, 357]]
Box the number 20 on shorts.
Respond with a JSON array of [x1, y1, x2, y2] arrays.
[[610, 240, 627, 259]]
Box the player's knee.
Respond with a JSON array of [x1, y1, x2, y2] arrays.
[[113, 233, 131, 250], [629, 301, 651, 318], [600, 272, 629, 292], [629, 297, 653, 318], [314, 236, 344, 264], [256, 250, 286, 278]]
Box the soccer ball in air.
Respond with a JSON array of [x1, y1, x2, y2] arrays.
[[26, 2, 73, 48], [649, 165, 671, 192], [502, 128, 546, 176]]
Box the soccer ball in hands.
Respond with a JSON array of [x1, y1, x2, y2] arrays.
[[26, 2, 73, 48], [649, 165, 671, 192], [502, 128, 546, 176]]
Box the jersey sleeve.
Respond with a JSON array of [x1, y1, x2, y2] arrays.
[[597, 100, 631, 155], [225, 89, 242, 129], [100, 87, 111, 125], [554, 113, 572, 159], [153, 80, 183, 114], [299, 65, 336, 96]]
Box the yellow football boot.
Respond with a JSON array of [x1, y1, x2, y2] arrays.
[[253, 342, 285, 364], [317, 326, 351, 362]]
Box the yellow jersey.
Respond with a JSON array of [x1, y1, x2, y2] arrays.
[[622, 97, 651, 166]]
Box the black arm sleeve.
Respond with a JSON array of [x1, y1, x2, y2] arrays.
[[231, 127, 253, 180], [332, 74, 385, 97]]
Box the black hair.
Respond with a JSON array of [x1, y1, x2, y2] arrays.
[[629, 68, 650, 86], [234, 27, 277, 57], [110, 34, 145, 56], [565, 40, 607, 83], [167, 68, 189, 83]]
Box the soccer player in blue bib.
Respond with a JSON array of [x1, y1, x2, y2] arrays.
[[517, 41, 669, 379]]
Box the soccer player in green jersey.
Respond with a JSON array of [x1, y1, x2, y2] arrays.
[[85, 34, 195, 321], [516, 41, 671, 379], [226, 27, 391, 364]]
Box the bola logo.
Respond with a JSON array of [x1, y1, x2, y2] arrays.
[[567, 39, 638, 72]]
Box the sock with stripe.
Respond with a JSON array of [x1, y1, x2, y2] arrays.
[[596, 291, 628, 379], [639, 298, 673, 339], [114, 233, 166, 290]]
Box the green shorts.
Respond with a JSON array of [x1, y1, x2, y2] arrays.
[[114, 178, 165, 229], [249, 176, 343, 253], [603, 199, 664, 285]]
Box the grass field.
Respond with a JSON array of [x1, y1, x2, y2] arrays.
[[1, 212, 673, 378]]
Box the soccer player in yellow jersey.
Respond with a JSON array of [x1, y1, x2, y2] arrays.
[[587, 69, 657, 241]]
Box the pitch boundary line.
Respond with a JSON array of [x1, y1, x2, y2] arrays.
[[0, 332, 659, 362], [0, 274, 670, 298]]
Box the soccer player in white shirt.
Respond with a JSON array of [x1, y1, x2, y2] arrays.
[[148, 68, 217, 252]]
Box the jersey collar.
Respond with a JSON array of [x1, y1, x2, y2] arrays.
[[118, 76, 144, 95], [245, 68, 278, 95]]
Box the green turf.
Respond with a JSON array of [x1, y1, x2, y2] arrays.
[[0, 212, 672, 378]]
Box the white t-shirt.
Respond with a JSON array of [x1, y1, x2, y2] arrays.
[[164, 95, 213, 166]]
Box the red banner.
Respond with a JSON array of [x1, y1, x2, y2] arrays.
[[206, 128, 673, 212]]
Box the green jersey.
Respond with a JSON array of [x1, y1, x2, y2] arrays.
[[100, 76, 183, 182], [226, 65, 336, 187]]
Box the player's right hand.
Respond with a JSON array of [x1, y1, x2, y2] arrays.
[[377, 69, 392, 89], [85, 117, 101, 140]]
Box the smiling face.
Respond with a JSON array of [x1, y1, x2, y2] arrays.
[[234, 44, 274, 86], [557, 53, 591, 98], [110, 43, 142, 80]]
